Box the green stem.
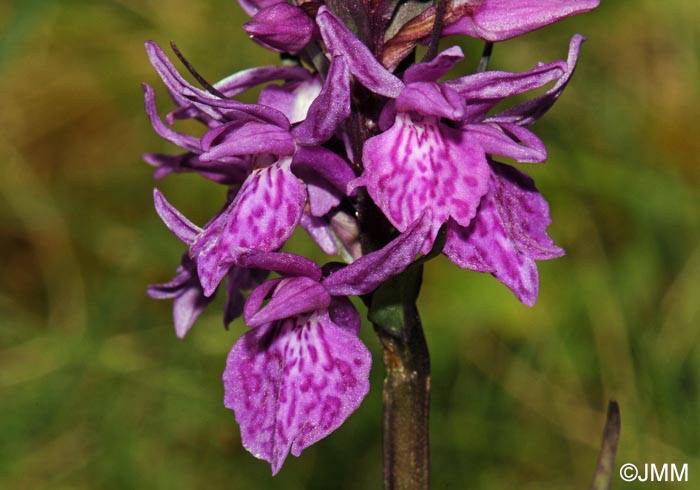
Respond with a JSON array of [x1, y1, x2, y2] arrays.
[[369, 265, 431, 490]]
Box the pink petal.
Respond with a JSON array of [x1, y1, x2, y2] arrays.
[[442, 0, 599, 41], [216, 65, 312, 98], [153, 188, 202, 245], [223, 311, 371, 474], [444, 162, 564, 305], [300, 214, 338, 256], [403, 46, 464, 84], [145, 41, 289, 127], [464, 123, 547, 163], [488, 34, 585, 126], [168, 65, 312, 123], [395, 82, 467, 120], [323, 211, 432, 296], [444, 59, 568, 122], [148, 254, 214, 338], [245, 277, 331, 327], [191, 160, 306, 295], [316, 6, 404, 98], [355, 114, 490, 251], [259, 77, 323, 125], [142, 84, 201, 152], [144, 152, 250, 184], [200, 121, 296, 160], [292, 146, 356, 194], [235, 250, 322, 280]]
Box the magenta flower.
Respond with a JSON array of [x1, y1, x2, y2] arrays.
[[224, 213, 430, 473], [143, 40, 354, 295], [144, 0, 598, 478], [314, 6, 580, 303]]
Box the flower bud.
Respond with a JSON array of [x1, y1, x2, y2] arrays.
[[244, 3, 314, 53]]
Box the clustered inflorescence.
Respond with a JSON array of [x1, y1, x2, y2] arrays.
[[144, 0, 599, 474]]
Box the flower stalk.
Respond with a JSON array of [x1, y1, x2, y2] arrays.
[[370, 266, 430, 490]]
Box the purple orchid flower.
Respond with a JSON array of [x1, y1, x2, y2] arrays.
[[143, 40, 356, 295], [317, 6, 581, 304], [223, 212, 431, 473], [144, 0, 597, 479]]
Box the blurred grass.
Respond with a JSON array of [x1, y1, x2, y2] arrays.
[[1, 0, 699, 489]]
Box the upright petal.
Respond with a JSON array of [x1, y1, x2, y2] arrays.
[[354, 114, 489, 250], [292, 146, 356, 194], [395, 82, 467, 120], [403, 46, 464, 84], [223, 312, 371, 474], [316, 6, 404, 98], [488, 34, 585, 126], [292, 55, 351, 145], [442, 0, 600, 41], [153, 188, 203, 245]]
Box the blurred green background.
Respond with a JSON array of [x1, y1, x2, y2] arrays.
[[1, 1, 698, 489]]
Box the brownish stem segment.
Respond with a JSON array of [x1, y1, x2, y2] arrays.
[[589, 401, 621, 490], [369, 266, 430, 490]]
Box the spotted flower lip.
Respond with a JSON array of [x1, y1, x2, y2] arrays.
[[222, 212, 431, 474]]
